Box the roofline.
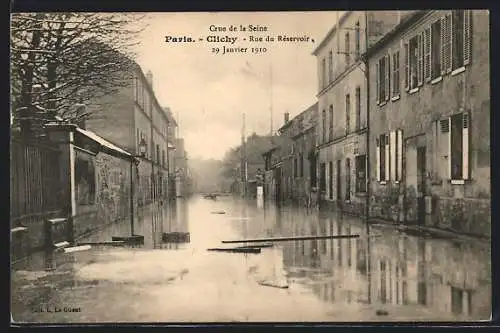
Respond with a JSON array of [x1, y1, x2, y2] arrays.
[[277, 101, 319, 133], [134, 65, 171, 124], [312, 11, 352, 56], [362, 10, 428, 60]]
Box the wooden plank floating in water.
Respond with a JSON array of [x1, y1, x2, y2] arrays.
[[64, 245, 91, 253], [76, 241, 126, 246], [112, 235, 144, 245], [222, 234, 360, 244], [257, 279, 289, 289], [234, 243, 274, 249], [207, 247, 261, 254]]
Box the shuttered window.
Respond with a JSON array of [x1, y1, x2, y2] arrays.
[[431, 19, 442, 79], [377, 55, 390, 104], [329, 105, 334, 141], [409, 35, 419, 90], [345, 93, 351, 134], [328, 50, 333, 83], [417, 32, 424, 86], [404, 42, 410, 91], [392, 51, 400, 97], [424, 27, 431, 82], [438, 113, 470, 180], [378, 134, 389, 182]]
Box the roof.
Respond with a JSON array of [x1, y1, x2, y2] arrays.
[[278, 102, 318, 133], [163, 107, 178, 127], [363, 10, 427, 60], [312, 12, 351, 56], [75, 128, 135, 161]]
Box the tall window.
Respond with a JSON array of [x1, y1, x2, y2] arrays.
[[431, 19, 442, 79], [376, 55, 390, 103], [392, 51, 400, 97], [322, 109, 327, 143], [320, 163, 326, 192], [452, 10, 465, 70], [322, 58, 326, 89], [345, 93, 351, 134], [355, 155, 366, 193], [355, 21, 361, 59], [162, 150, 166, 168], [408, 35, 421, 90], [377, 134, 388, 182], [156, 144, 160, 164], [328, 105, 333, 141], [299, 153, 304, 177], [328, 50, 333, 83], [329, 161, 333, 200], [345, 158, 351, 201], [345, 32, 351, 66], [294, 157, 298, 178], [355, 86, 361, 130], [438, 113, 470, 181]]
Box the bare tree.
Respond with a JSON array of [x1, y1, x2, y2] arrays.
[[10, 12, 147, 136]]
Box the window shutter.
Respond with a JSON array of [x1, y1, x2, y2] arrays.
[[440, 16, 446, 76], [385, 134, 390, 181], [446, 14, 453, 73], [462, 112, 470, 180], [464, 10, 472, 66], [376, 138, 381, 181], [418, 33, 424, 86], [439, 118, 451, 179], [385, 55, 390, 101], [396, 129, 403, 181], [376, 62, 380, 105], [390, 131, 397, 181], [424, 27, 431, 82], [404, 42, 410, 91]]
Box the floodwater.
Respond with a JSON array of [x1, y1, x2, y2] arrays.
[[11, 195, 491, 323]]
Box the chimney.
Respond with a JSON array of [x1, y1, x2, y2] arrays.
[[284, 112, 290, 124], [146, 70, 153, 90]]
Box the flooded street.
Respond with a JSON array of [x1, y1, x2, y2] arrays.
[[11, 196, 491, 323]]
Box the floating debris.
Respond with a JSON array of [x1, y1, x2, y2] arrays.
[[222, 234, 359, 244], [235, 243, 274, 249], [53, 241, 70, 250], [376, 309, 389, 316], [162, 232, 190, 243], [257, 279, 289, 289], [64, 245, 91, 253], [111, 235, 144, 245], [76, 241, 126, 246], [207, 247, 261, 254], [211, 211, 226, 214]]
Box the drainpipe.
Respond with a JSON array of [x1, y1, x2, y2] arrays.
[[363, 10, 372, 305]]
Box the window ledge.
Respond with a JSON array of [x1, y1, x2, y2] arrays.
[[451, 179, 465, 185], [431, 76, 443, 84], [379, 181, 387, 185], [409, 87, 419, 94], [451, 67, 466, 76], [391, 95, 400, 102]]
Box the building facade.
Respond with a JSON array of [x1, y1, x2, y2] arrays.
[[313, 11, 403, 217], [366, 10, 490, 237], [84, 66, 178, 205], [276, 103, 318, 205]]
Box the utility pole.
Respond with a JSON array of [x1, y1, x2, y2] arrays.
[[241, 113, 247, 197], [269, 64, 273, 137]]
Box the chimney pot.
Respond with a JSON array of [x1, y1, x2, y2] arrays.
[[284, 112, 290, 123], [146, 70, 153, 89]]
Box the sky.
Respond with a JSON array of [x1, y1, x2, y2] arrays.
[[134, 12, 341, 160]]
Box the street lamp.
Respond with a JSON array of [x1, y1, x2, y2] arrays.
[[138, 137, 147, 157]]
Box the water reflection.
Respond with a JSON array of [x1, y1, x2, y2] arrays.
[[262, 201, 491, 320]]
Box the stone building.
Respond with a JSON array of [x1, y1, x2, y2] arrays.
[[365, 10, 490, 237], [313, 11, 404, 217], [84, 64, 178, 206], [276, 103, 318, 205]]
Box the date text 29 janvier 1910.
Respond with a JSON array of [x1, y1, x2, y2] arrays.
[[164, 24, 312, 55]]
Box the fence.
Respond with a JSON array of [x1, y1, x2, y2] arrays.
[[10, 138, 65, 257]]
